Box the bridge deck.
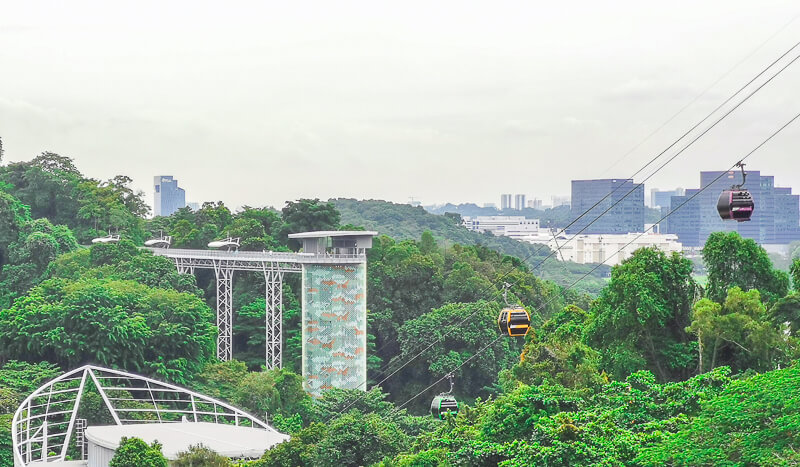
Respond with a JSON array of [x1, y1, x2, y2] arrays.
[[146, 248, 365, 271]]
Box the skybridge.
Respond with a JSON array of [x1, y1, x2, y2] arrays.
[[147, 231, 376, 396]]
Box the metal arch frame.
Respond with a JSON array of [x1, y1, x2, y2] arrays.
[[11, 365, 284, 467]]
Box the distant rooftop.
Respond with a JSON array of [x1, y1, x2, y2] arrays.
[[288, 230, 378, 239], [86, 422, 286, 459]]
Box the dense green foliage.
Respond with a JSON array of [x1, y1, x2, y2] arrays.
[[704, 231, 789, 303], [638, 365, 800, 466], [2, 153, 799, 466], [0, 153, 148, 243], [110, 437, 168, 467], [173, 444, 233, 467], [585, 247, 699, 381]]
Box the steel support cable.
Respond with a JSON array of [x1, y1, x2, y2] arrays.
[[600, 12, 800, 177], [389, 334, 506, 415], [333, 40, 800, 421], [351, 43, 800, 397], [387, 111, 800, 417], [365, 36, 800, 371], [545, 38, 800, 255]]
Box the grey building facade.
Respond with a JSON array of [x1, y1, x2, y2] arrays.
[[662, 170, 800, 247], [568, 178, 645, 234], [153, 175, 186, 217], [651, 188, 685, 208]]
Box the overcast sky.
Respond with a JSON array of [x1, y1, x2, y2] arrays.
[[1, 1, 799, 212]]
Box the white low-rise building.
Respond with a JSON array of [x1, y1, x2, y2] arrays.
[[518, 230, 683, 266], [462, 216, 541, 240]]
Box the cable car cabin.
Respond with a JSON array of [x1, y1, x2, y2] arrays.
[[431, 395, 459, 420], [497, 307, 531, 337], [717, 190, 754, 222]]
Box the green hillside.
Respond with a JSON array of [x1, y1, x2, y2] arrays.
[[331, 198, 609, 295]]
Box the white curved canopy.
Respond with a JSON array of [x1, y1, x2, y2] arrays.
[[11, 365, 287, 466], [90, 234, 120, 244]]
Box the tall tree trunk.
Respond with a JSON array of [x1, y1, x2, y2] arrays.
[[644, 328, 667, 381], [710, 337, 721, 370], [697, 334, 704, 373]]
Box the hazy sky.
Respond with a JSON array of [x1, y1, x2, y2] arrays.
[[1, 1, 799, 212]]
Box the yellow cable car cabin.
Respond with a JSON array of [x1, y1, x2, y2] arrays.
[[498, 307, 531, 337]]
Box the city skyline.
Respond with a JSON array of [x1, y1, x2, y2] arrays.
[[1, 1, 799, 210]]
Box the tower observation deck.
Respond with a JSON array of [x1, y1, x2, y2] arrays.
[[148, 231, 376, 397]]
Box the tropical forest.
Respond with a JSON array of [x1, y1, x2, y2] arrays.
[[1, 153, 799, 466]]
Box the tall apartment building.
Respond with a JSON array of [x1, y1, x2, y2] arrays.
[[153, 175, 186, 217], [568, 179, 644, 234], [551, 195, 571, 207], [662, 170, 800, 247], [527, 198, 543, 209], [514, 194, 526, 210], [500, 194, 512, 210]]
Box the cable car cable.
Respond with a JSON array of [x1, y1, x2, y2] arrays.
[[359, 42, 800, 392], [387, 112, 800, 417], [371, 35, 800, 366], [329, 41, 800, 421], [599, 12, 800, 178]]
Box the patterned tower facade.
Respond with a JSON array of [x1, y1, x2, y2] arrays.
[[301, 263, 367, 397]]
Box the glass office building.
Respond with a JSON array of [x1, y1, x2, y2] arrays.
[[662, 170, 800, 247], [568, 179, 645, 234], [153, 175, 186, 217]]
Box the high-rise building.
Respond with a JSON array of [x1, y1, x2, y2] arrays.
[[663, 170, 800, 247], [568, 179, 644, 234], [500, 194, 512, 210], [551, 195, 571, 207], [650, 188, 685, 208], [187, 202, 200, 211], [527, 199, 543, 209], [153, 176, 186, 217], [514, 194, 526, 210]]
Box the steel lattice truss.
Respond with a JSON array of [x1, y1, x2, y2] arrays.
[[148, 248, 365, 369], [11, 365, 283, 467]]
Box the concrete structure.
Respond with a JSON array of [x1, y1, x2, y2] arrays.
[[11, 366, 288, 467], [148, 231, 376, 397], [462, 216, 540, 241], [500, 194, 512, 210], [149, 232, 375, 372], [662, 170, 800, 247], [519, 230, 682, 266], [650, 188, 684, 208], [289, 231, 374, 397], [569, 179, 644, 234], [153, 175, 186, 217], [569, 232, 682, 266], [514, 194, 526, 210], [187, 201, 200, 211], [86, 422, 286, 464]]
